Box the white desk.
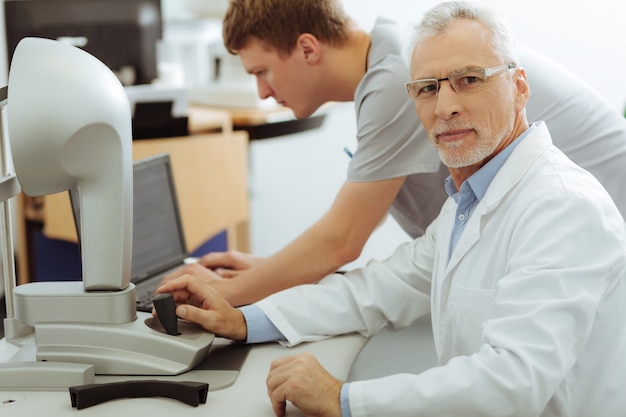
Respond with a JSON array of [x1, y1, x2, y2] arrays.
[[0, 332, 367, 416]]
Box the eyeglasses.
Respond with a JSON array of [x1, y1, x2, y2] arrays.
[[405, 63, 516, 101]]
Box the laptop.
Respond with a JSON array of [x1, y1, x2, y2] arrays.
[[70, 153, 195, 312]]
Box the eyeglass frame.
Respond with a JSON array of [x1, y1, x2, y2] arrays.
[[405, 63, 517, 100]]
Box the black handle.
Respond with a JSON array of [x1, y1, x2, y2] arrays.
[[152, 292, 180, 335], [69, 380, 208, 409]]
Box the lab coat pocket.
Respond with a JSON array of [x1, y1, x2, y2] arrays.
[[445, 285, 497, 357]]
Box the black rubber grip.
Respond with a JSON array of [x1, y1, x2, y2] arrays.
[[69, 380, 208, 409], [152, 292, 180, 335]]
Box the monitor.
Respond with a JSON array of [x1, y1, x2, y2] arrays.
[[4, 0, 163, 86]]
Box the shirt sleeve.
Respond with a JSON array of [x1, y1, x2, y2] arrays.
[[341, 383, 353, 417], [239, 304, 286, 344]]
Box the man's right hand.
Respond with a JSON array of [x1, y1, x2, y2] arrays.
[[155, 274, 248, 341]]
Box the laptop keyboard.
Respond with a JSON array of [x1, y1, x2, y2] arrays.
[[134, 269, 175, 312], [136, 289, 155, 312]]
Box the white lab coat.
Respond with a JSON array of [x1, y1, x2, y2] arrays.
[[257, 123, 626, 417]]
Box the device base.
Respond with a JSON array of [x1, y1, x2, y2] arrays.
[[35, 313, 215, 375]]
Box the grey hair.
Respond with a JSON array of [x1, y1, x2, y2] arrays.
[[415, 1, 519, 65]]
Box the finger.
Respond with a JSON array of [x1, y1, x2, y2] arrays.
[[270, 353, 309, 370], [267, 373, 288, 417], [160, 267, 186, 285], [199, 250, 265, 271], [266, 356, 297, 404], [184, 263, 229, 283], [215, 268, 239, 278], [267, 358, 290, 391], [154, 279, 203, 309], [197, 251, 232, 268], [271, 397, 286, 417], [175, 304, 212, 330], [156, 275, 209, 298], [160, 262, 207, 286]]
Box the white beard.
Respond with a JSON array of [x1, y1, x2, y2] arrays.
[[431, 113, 516, 168]]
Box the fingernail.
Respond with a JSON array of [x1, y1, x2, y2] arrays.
[[177, 306, 187, 318]]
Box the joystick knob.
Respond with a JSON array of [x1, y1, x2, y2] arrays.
[[152, 293, 180, 336]]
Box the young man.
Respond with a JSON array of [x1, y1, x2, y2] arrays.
[[164, 0, 626, 307], [157, 3, 626, 416]]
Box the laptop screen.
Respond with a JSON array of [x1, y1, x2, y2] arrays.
[[70, 153, 188, 283]]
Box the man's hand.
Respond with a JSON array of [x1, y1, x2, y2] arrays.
[[196, 250, 266, 278], [158, 262, 248, 306], [160, 251, 265, 288], [155, 275, 247, 341], [266, 353, 343, 417]]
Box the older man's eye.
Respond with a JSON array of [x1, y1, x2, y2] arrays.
[[419, 83, 438, 95], [454, 72, 486, 91]]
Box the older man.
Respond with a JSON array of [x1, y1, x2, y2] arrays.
[[157, 2, 626, 416]]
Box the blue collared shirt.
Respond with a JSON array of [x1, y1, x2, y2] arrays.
[[444, 126, 533, 260], [239, 124, 535, 417]]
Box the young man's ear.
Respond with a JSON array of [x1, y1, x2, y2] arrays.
[[296, 33, 321, 64]]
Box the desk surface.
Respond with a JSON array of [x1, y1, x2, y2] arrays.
[[0, 332, 367, 416]]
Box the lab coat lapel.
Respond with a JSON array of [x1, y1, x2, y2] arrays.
[[436, 123, 552, 297]]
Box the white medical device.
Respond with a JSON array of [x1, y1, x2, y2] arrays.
[[0, 38, 213, 386], [10, 39, 134, 292]]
